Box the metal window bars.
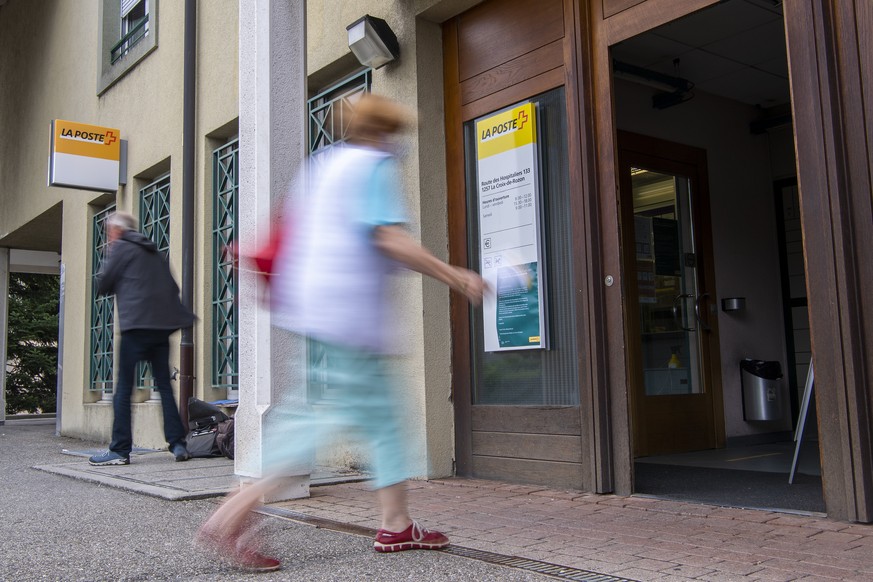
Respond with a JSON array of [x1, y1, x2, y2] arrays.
[[212, 140, 239, 391], [110, 14, 149, 64], [305, 70, 371, 402], [136, 175, 171, 389], [90, 205, 116, 393]]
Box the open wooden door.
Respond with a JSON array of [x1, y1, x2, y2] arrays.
[[619, 132, 725, 457]]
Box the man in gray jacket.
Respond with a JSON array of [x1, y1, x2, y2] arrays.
[[89, 212, 195, 466]]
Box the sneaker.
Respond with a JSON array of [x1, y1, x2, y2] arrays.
[[231, 547, 282, 572], [195, 523, 281, 572], [88, 451, 129, 466], [171, 443, 191, 462], [373, 521, 449, 553]]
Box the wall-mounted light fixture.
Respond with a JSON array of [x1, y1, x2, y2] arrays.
[[347, 15, 399, 69]]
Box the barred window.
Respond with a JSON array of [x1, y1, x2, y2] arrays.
[[306, 70, 371, 401], [112, 0, 150, 64], [136, 174, 171, 388], [90, 205, 116, 393], [99, 0, 159, 94], [308, 69, 372, 164], [212, 139, 239, 392]]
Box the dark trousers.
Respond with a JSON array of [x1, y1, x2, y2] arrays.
[[110, 329, 186, 456]]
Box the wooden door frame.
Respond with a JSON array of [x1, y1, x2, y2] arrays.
[[442, 4, 574, 482], [782, 0, 873, 523], [564, 0, 616, 494], [591, 0, 873, 520], [587, 0, 721, 495], [617, 131, 725, 458], [443, 0, 616, 493]]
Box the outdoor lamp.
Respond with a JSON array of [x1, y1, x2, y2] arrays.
[[347, 15, 399, 69]]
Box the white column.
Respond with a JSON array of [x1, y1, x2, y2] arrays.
[[0, 248, 8, 424], [236, 0, 308, 500]]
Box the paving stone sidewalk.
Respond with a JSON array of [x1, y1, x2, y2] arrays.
[[25, 415, 873, 581], [274, 478, 873, 581]]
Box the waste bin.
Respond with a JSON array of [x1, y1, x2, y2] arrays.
[[741, 359, 784, 421]]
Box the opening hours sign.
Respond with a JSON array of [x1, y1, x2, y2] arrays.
[[475, 101, 548, 352]]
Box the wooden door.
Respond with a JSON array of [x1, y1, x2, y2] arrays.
[[619, 132, 723, 457]]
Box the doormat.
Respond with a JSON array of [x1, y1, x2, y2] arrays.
[[634, 462, 825, 514]]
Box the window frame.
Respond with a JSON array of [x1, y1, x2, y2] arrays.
[[212, 139, 240, 393], [305, 69, 372, 402], [98, 0, 159, 95], [135, 173, 171, 390], [90, 205, 117, 394], [114, 0, 150, 65]]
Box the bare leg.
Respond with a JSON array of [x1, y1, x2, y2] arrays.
[[373, 480, 450, 552], [194, 475, 286, 571], [377, 480, 412, 532], [199, 475, 283, 539]]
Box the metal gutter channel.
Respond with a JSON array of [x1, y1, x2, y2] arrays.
[[257, 506, 638, 582]]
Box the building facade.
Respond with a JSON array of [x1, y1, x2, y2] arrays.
[[2, 0, 872, 523], [0, 0, 240, 444]]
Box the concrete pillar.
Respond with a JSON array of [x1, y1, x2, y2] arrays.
[[236, 0, 308, 500], [0, 248, 8, 424]]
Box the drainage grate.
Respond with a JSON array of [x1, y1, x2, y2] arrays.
[[445, 546, 637, 582], [258, 506, 638, 582]]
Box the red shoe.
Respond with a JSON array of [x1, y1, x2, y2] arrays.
[[231, 546, 282, 572], [374, 521, 449, 553], [195, 522, 282, 572]]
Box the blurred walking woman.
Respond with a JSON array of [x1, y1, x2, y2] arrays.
[[196, 94, 485, 572]]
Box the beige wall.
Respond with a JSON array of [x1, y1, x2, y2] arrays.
[[196, 2, 240, 404], [0, 0, 238, 448]]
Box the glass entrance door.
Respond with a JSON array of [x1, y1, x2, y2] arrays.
[[632, 169, 704, 399], [619, 132, 722, 458]]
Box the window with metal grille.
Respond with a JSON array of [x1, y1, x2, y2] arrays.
[[112, 0, 150, 64], [99, 0, 160, 94], [212, 139, 239, 391], [136, 174, 171, 388], [90, 205, 116, 393], [306, 70, 371, 401], [309, 69, 372, 160]]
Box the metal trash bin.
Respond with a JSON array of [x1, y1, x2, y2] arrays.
[[741, 359, 784, 421]]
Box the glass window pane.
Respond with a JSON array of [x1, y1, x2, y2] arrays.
[[465, 87, 579, 405]]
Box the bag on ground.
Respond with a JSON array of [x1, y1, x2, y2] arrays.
[[186, 398, 229, 458], [186, 425, 221, 457], [216, 418, 235, 459]]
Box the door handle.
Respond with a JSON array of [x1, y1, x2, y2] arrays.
[[672, 293, 695, 332], [694, 292, 711, 331]]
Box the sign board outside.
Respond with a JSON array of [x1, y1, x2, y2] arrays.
[[49, 120, 121, 192], [475, 101, 547, 352]]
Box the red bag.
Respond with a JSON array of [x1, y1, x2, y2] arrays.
[[228, 217, 290, 288], [250, 226, 285, 283]]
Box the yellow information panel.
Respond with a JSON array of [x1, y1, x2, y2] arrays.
[[475, 102, 547, 352], [477, 102, 536, 161], [49, 120, 121, 192]]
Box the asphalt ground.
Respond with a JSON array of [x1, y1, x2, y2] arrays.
[[0, 418, 552, 582]]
